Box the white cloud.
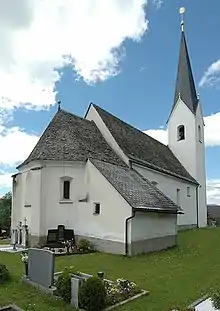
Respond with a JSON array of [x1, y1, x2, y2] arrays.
[[144, 111, 220, 147], [152, 0, 163, 10], [0, 126, 39, 166], [199, 60, 220, 88], [204, 112, 220, 147], [144, 128, 168, 144], [0, 0, 148, 111], [207, 179, 220, 204]]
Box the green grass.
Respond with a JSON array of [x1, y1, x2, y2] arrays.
[[1, 228, 220, 310]]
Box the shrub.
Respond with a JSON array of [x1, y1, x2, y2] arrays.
[[211, 288, 220, 310], [78, 277, 106, 311], [55, 267, 72, 302], [77, 238, 93, 252], [0, 263, 11, 285]]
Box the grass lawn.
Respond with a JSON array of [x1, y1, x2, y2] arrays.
[[0, 228, 220, 311]]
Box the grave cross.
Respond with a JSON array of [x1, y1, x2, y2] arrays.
[[24, 217, 27, 227]]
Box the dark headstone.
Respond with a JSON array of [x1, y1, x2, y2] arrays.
[[28, 248, 55, 288], [57, 225, 65, 241], [47, 230, 58, 243], [65, 229, 75, 242]]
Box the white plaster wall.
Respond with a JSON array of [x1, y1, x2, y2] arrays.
[[11, 162, 42, 235], [40, 161, 86, 237], [195, 104, 207, 227], [133, 163, 197, 227], [131, 212, 177, 241], [85, 160, 131, 242], [38, 160, 132, 243], [168, 99, 207, 227], [85, 104, 129, 165], [11, 174, 22, 229], [168, 98, 197, 177]]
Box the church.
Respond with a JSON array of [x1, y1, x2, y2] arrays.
[[11, 22, 207, 255]]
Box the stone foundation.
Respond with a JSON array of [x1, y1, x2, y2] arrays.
[[178, 224, 197, 231], [30, 234, 177, 256], [76, 235, 125, 255], [129, 234, 177, 256], [28, 235, 47, 248]]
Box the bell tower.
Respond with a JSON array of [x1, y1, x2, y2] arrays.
[[167, 8, 207, 227]]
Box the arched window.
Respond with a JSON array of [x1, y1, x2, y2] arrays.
[[198, 125, 202, 142], [177, 125, 185, 141]]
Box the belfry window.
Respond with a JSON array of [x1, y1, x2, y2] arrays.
[[177, 125, 185, 141]]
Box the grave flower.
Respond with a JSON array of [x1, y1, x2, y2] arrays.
[[21, 252, 28, 264], [20, 251, 28, 276]]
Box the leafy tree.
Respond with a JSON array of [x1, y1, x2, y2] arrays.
[[0, 191, 12, 236]]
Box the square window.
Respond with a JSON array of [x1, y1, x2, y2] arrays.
[[94, 203, 100, 215]]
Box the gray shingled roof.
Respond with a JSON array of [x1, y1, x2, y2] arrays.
[[91, 159, 181, 213], [170, 31, 198, 118], [18, 109, 126, 168], [92, 104, 198, 184]]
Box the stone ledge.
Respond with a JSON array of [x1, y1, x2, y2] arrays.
[[78, 290, 149, 311], [21, 276, 56, 295], [104, 290, 149, 311], [0, 305, 24, 311], [188, 294, 208, 308]]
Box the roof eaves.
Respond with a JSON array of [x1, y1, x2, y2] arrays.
[[133, 206, 182, 214], [130, 156, 199, 185]]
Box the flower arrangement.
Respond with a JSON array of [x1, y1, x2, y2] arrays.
[[20, 251, 28, 264], [103, 278, 141, 306]]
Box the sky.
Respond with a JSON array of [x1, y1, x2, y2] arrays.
[[0, 0, 219, 204]]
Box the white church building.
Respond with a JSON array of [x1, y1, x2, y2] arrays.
[[11, 25, 207, 255]]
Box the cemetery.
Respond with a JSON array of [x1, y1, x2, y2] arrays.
[[1, 228, 220, 310]]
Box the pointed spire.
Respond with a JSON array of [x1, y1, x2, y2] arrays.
[[169, 8, 198, 120]]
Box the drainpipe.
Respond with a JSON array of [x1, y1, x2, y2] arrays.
[[196, 185, 199, 228], [125, 210, 136, 256]]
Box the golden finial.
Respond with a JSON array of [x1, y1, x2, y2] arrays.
[[179, 7, 186, 32]]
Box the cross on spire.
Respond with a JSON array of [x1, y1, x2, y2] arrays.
[[179, 7, 185, 32], [57, 100, 61, 111]]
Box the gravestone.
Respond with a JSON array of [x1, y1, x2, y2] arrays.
[[57, 225, 65, 241], [71, 275, 85, 308], [28, 248, 55, 288]]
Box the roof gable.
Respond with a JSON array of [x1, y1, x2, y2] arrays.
[[18, 109, 126, 168], [93, 104, 197, 184]]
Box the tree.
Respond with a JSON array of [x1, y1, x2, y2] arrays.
[[0, 191, 12, 236]]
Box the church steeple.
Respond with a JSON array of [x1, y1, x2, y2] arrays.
[[169, 8, 198, 120], [167, 7, 207, 228]]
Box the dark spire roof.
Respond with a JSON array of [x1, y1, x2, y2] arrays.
[[169, 31, 198, 120]]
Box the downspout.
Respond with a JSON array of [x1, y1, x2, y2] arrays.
[[125, 210, 136, 256], [196, 185, 199, 228]]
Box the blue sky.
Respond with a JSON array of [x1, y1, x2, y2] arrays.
[[0, 0, 219, 203]]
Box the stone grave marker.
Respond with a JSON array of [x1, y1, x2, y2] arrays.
[[71, 275, 85, 308], [28, 248, 55, 288]]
